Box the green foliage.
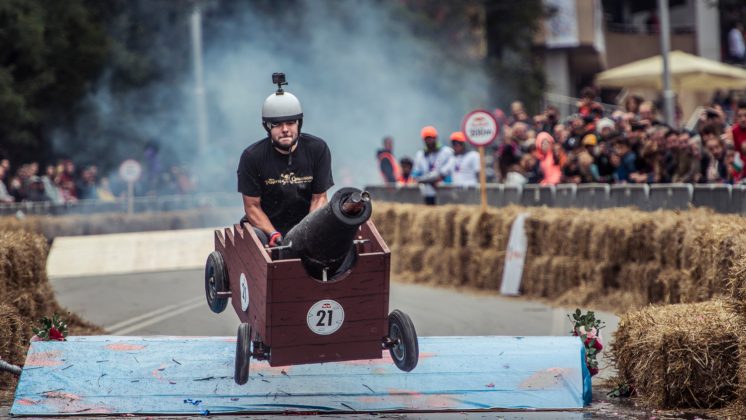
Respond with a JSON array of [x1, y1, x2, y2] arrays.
[[607, 381, 633, 398], [483, 0, 548, 112], [568, 308, 606, 375], [0, 0, 108, 162], [32, 314, 68, 341]]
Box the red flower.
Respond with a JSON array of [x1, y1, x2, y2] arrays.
[[589, 367, 599, 376], [49, 327, 65, 341], [583, 337, 603, 351], [593, 339, 603, 351]]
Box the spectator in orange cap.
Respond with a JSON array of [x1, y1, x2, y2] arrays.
[[449, 131, 480, 187], [412, 126, 454, 205]]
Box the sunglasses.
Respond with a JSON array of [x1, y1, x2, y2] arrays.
[[269, 120, 298, 129]]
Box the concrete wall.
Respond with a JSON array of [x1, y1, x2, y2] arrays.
[[695, 0, 721, 61], [604, 31, 697, 68]]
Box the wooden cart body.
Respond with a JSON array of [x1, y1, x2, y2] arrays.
[[215, 220, 390, 367]]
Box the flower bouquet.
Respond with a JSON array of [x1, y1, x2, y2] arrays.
[[568, 308, 604, 376], [31, 314, 68, 342]]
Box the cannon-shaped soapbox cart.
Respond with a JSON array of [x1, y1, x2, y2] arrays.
[[203, 188, 419, 385]]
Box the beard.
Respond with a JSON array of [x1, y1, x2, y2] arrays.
[[271, 134, 299, 152]]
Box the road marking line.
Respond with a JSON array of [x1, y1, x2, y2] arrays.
[[106, 296, 204, 333], [109, 299, 208, 335]]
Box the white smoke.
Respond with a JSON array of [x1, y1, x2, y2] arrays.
[[54, 1, 491, 192]]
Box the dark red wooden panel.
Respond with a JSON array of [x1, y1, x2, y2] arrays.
[[360, 220, 390, 254], [269, 340, 383, 367], [270, 271, 388, 303], [217, 226, 271, 340], [271, 318, 387, 348], [270, 293, 388, 326]]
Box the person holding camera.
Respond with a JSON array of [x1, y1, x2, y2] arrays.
[[237, 73, 334, 247]]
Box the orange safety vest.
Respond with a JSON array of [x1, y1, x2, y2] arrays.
[[377, 151, 401, 184]]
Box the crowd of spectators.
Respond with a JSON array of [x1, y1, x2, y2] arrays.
[[0, 156, 196, 205], [378, 87, 746, 195]]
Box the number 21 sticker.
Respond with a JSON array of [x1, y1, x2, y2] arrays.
[[307, 299, 344, 335]]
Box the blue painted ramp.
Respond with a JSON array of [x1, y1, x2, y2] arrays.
[[12, 336, 590, 416]]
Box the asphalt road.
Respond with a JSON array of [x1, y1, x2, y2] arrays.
[[49, 269, 619, 377]]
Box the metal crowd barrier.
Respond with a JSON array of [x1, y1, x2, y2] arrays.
[[0, 192, 239, 216], [365, 184, 746, 215]]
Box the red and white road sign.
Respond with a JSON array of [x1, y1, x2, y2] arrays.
[[461, 110, 499, 147], [119, 159, 142, 183]]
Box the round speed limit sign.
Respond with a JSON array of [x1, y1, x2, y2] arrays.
[[461, 110, 499, 147], [306, 299, 344, 335], [119, 159, 142, 183]]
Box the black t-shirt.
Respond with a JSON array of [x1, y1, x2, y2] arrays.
[[237, 133, 334, 235]]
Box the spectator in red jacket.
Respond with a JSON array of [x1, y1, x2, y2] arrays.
[[731, 102, 746, 174]]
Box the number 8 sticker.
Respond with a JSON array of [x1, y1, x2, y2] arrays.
[[307, 300, 344, 335]]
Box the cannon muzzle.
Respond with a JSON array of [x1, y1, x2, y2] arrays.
[[283, 187, 372, 280]]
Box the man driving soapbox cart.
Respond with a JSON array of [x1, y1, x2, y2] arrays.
[[203, 187, 419, 385]]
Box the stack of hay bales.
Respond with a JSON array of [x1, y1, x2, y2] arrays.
[[375, 202, 746, 313], [520, 207, 716, 311], [612, 300, 743, 410], [374, 204, 520, 288], [0, 229, 102, 401]]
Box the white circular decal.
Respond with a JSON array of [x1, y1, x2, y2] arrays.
[[239, 273, 249, 312], [307, 300, 344, 335], [462, 110, 499, 147]]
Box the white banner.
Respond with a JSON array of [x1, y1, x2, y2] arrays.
[[544, 0, 579, 48], [500, 213, 529, 296]]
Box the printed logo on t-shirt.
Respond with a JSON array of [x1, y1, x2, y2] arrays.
[[265, 171, 314, 186]]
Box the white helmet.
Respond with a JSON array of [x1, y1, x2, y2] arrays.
[[262, 72, 303, 132]]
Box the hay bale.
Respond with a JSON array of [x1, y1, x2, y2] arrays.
[[0, 230, 49, 300], [521, 256, 552, 297], [463, 249, 503, 290], [371, 205, 396, 245], [612, 300, 742, 409], [651, 216, 684, 269], [565, 213, 594, 259], [627, 216, 659, 263], [0, 302, 24, 403], [0, 303, 25, 366]]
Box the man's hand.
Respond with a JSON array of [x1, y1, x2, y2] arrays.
[[269, 231, 283, 247]]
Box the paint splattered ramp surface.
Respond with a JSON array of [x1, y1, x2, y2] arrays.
[[12, 336, 590, 416]]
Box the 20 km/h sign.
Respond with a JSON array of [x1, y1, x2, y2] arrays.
[[119, 159, 142, 183], [461, 110, 499, 147], [461, 109, 500, 212], [119, 159, 142, 215]]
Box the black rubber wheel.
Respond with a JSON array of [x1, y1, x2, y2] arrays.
[[234, 323, 251, 385], [388, 310, 419, 372], [205, 251, 228, 314]]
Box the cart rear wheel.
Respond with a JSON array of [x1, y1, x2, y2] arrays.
[[234, 323, 251, 385], [205, 251, 228, 314], [388, 310, 418, 372]]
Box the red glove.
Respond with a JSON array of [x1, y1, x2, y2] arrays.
[[269, 231, 283, 247]]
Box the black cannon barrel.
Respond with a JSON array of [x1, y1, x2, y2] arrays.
[[283, 187, 372, 280]]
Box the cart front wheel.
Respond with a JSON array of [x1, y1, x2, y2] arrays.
[[205, 251, 228, 314], [234, 323, 251, 385], [388, 310, 419, 372]]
